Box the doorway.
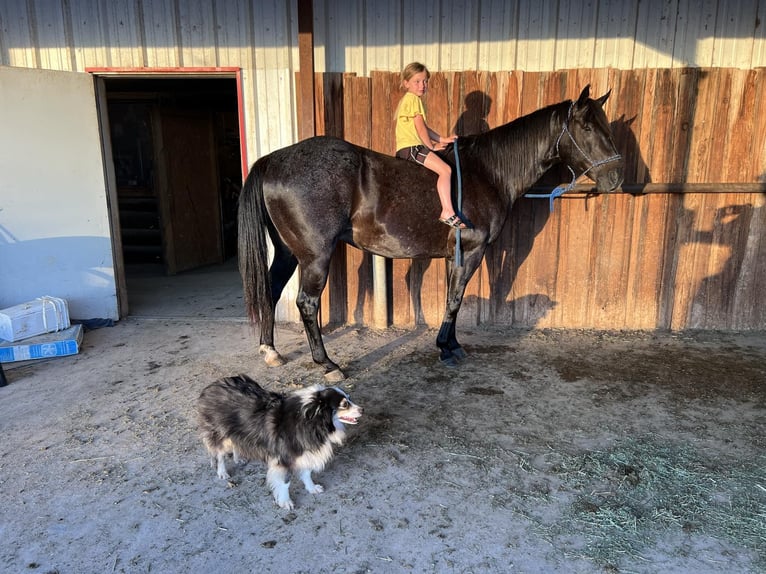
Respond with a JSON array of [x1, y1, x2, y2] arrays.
[[101, 76, 244, 318]]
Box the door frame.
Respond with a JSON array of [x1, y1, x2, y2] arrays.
[[86, 67, 247, 318]]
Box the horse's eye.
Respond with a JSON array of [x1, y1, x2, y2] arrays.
[[583, 124, 593, 132]]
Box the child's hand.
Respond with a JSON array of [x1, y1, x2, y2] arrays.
[[432, 135, 456, 150]]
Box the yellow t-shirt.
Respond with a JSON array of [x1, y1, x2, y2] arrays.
[[395, 92, 427, 152]]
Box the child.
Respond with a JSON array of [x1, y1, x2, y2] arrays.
[[394, 62, 468, 229]]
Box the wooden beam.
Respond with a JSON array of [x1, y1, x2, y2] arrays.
[[524, 182, 766, 196], [297, 0, 315, 140]]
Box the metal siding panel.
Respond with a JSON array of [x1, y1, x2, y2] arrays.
[[177, 0, 216, 67], [141, 0, 181, 68], [556, 0, 598, 69], [630, 0, 673, 68], [400, 0, 441, 72], [672, 0, 714, 67], [0, 1, 38, 67], [516, 1, 557, 72], [8, 0, 766, 78], [69, 0, 111, 70], [366, 0, 401, 73], [30, 0, 72, 70], [314, 0, 365, 74], [103, 0, 144, 67], [212, 1, 251, 68], [593, 2, 638, 69], [439, 0, 480, 71], [477, 0, 517, 71], [310, 0, 766, 73], [712, 0, 759, 68]]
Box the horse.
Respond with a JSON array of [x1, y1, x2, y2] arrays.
[[238, 85, 624, 381]]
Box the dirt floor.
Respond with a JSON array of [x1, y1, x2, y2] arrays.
[[1, 318, 765, 574]]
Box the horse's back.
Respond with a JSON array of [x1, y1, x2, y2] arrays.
[[252, 135, 456, 258]]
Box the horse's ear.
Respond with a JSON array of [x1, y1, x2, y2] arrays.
[[595, 89, 612, 107], [576, 85, 591, 106]]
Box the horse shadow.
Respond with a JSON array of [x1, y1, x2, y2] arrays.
[[611, 114, 647, 188]]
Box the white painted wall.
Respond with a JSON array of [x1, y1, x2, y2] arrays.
[[0, 66, 119, 320]]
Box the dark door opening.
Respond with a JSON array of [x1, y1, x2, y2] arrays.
[[103, 77, 243, 317]]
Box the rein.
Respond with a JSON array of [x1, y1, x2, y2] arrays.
[[454, 139, 463, 267], [526, 102, 622, 211]]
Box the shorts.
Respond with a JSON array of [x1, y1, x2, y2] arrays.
[[396, 145, 431, 165]]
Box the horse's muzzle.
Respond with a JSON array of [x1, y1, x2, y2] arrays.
[[596, 163, 624, 193]]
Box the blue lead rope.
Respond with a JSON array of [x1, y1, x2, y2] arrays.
[[525, 183, 570, 212], [453, 139, 463, 267]]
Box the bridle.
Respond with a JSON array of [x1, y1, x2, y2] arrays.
[[527, 102, 622, 211], [555, 101, 623, 182]]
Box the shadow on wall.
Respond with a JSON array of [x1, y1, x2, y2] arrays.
[[453, 91, 491, 137], [675, 200, 764, 330]]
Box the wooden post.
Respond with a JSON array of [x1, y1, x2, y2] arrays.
[[297, 0, 315, 140]]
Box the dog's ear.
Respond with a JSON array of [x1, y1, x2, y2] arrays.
[[300, 394, 322, 419], [303, 388, 345, 419], [302, 389, 330, 419]]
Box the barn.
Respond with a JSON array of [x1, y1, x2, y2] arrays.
[[1, 0, 764, 331]]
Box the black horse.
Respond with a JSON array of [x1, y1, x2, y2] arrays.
[[239, 85, 624, 381]]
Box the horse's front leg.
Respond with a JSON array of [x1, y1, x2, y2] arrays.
[[436, 248, 485, 367], [296, 259, 345, 382]]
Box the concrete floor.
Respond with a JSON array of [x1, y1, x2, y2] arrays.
[[124, 258, 245, 320]]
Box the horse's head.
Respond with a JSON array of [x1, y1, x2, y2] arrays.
[[556, 85, 624, 192]]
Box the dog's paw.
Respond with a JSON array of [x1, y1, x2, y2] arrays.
[[276, 498, 295, 510], [306, 484, 324, 494], [217, 469, 231, 480]]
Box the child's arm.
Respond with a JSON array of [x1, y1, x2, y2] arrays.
[[414, 115, 456, 150], [413, 114, 436, 149], [429, 128, 457, 150]]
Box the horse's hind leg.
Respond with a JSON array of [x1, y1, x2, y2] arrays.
[[260, 244, 297, 367], [295, 256, 345, 382]]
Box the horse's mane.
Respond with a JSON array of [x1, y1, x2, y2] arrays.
[[460, 100, 570, 199]]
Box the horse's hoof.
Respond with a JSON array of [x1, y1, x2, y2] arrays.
[[260, 345, 286, 367], [451, 346, 467, 361], [323, 369, 346, 383], [439, 356, 459, 368]]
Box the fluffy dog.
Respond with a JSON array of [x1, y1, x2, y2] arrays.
[[197, 374, 363, 509]]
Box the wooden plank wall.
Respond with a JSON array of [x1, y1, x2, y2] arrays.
[[316, 68, 766, 331]]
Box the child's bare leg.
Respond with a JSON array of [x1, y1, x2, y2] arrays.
[[436, 174, 454, 220], [423, 153, 465, 227]]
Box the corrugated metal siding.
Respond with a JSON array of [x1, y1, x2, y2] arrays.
[[313, 0, 766, 73], [3, 0, 765, 156], [0, 0, 300, 164]]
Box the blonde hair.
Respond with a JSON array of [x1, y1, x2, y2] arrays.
[[400, 62, 430, 89]]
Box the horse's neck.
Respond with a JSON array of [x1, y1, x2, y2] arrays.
[[464, 104, 566, 203]]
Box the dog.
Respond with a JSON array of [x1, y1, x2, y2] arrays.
[[196, 374, 363, 509]]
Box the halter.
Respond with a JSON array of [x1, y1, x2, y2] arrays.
[[526, 102, 623, 211]]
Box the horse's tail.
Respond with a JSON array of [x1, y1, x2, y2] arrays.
[[238, 158, 272, 325]]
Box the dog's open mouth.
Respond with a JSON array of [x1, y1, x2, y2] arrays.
[[339, 415, 360, 424]]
